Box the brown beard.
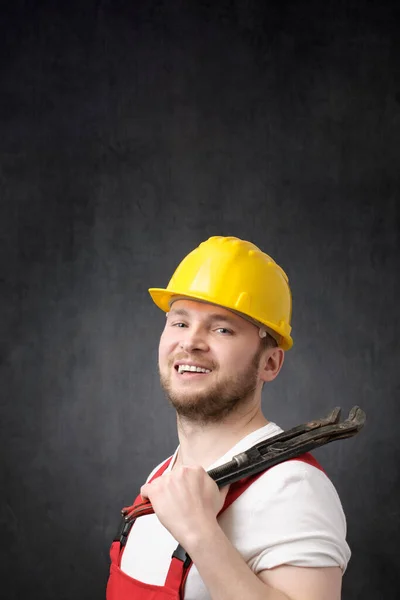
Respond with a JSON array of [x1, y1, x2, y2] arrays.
[[159, 345, 264, 425]]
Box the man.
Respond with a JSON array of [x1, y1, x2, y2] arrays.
[[106, 236, 350, 600]]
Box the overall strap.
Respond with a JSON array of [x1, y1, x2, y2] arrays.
[[127, 457, 174, 512], [114, 457, 174, 546], [219, 451, 324, 512]]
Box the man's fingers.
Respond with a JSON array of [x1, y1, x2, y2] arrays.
[[140, 484, 150, 500]]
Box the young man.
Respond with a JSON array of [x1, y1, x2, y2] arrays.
[[107, 236, 350, 600]]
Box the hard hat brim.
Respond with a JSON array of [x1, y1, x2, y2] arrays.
[[148, 288, 213, 313]]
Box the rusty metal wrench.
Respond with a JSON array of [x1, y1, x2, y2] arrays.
[[121, 405, 366, 524]]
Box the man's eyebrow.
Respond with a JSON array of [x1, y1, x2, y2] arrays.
[[168, 308, 190, 317], [168, 308, 240, 326], [206, 313, 238, 325]]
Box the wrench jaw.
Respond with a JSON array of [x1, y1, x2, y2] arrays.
[[305, 406, 365, 437], [306, 406, 342, 430], [310, 406, 366, 442], [305, 406, 366, 443], [331, 406, 366, 440], [347, 405, 366, 430], [322, 406, 342, 426]]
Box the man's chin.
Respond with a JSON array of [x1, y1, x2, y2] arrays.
[[164, 377, 211, 395], [168, 391, 209, 407], [168, 393, 245, 424]]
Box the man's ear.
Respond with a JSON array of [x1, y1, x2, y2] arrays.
[[259, 347, 285, 383]]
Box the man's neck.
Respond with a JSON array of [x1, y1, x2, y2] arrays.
[[174, 406, 269, 471]]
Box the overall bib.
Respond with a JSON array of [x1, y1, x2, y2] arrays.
[[106, 453, 323, 600]]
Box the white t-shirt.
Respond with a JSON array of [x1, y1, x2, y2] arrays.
[[121, 423, 351, 600]]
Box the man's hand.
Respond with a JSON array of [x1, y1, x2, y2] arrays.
[[140, 465, 229, 547]]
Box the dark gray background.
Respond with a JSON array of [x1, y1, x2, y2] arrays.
[[1, 1, 399, 598]]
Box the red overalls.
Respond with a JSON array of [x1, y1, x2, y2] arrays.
[[106, 453, 323, 600]]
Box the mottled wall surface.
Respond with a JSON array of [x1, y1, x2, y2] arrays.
[[0, 1, 399, 598]]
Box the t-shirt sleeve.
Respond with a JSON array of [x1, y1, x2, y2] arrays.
[[247, 461, 351, 573]]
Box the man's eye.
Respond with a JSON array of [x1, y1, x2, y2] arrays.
[[172, 322, 187, 328], [216, 327, 232, 335]]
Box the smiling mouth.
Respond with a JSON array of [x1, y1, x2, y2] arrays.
[[175, 364, 212, 374]]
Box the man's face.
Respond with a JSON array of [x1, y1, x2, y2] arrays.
[[158, 299, 267, 424]]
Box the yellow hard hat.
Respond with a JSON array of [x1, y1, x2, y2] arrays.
[[148, 236, 293, 350]]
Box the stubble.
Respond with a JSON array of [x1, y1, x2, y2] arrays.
[[159, 345, 264, 425]]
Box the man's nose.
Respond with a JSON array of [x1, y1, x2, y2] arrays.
[[180, 327, 209, 352]]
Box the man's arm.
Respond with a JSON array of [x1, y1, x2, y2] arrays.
[[182, 517, 341, 600], [140, 465, 343, 600], [259, 564, 342, 600]]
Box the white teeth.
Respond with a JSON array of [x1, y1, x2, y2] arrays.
[[177, 364, 211, 374]]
